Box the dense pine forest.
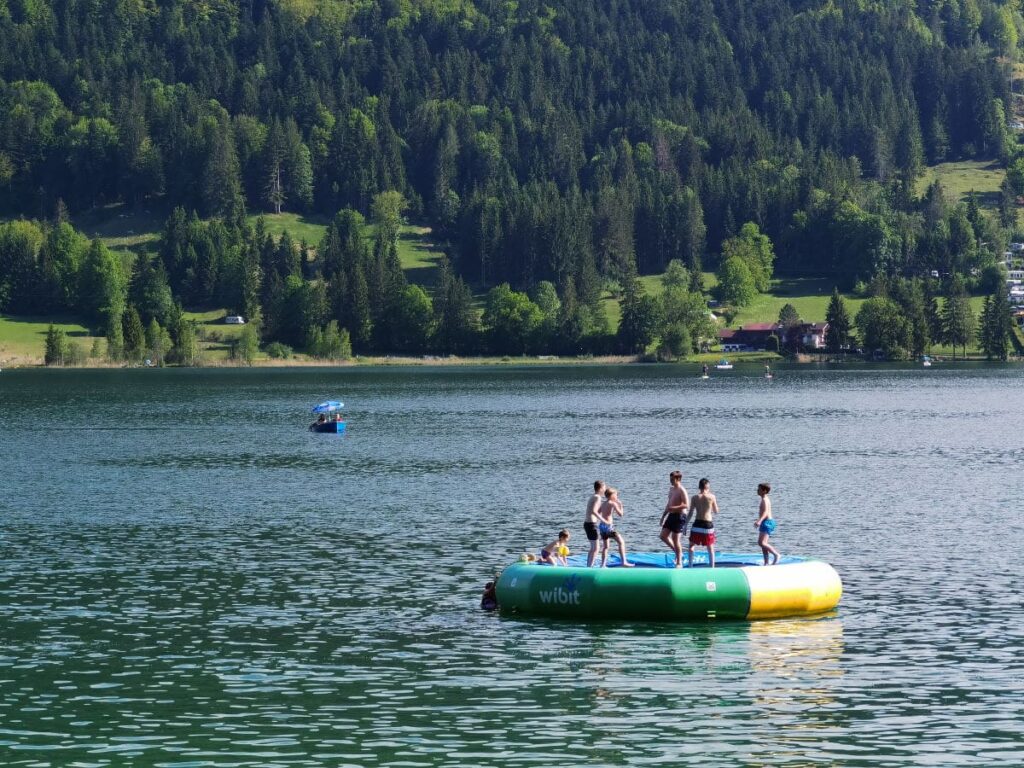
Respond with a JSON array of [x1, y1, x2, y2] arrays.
[[2, 0, 1023, 361]]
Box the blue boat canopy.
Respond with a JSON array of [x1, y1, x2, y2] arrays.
[[311, 401, 344, 414]]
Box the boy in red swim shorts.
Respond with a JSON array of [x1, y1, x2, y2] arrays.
[[688, 478, 719, 568]]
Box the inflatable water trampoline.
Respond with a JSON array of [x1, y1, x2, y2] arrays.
[[496, 552, 841, 621]]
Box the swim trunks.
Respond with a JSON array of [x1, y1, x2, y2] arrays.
[[758, 519, 777, 535], [663, 511, 685, 534], [584, 521, 599, 541], [689, 520, 715, 546], [598, 522, 615, 539], [540, 549, 552, 560]]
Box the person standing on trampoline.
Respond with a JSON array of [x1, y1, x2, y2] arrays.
[[688, 478, 719, 568], [659, 470, 689, 567], [597, 487, 635, 568], [754, 483, 780, 565], [584, 480, 606, 567]]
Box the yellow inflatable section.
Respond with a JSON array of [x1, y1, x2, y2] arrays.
[[742, 561, 842, 619]]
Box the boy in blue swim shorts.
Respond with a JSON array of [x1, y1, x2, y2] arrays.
[[597, 487, 635, 568], [754, 483, 780, 565]]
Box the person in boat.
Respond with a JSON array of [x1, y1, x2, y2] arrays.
[[597, 487, 635, 568], [754, 483, 780, 565], [310, 413, 327, 430], [659, 470, 689, 568], [584, 480, 605, 567], [688, 478, 720, 568], [539, 529, 571, 566]]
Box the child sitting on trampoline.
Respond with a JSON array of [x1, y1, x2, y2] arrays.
[[539, 529, 571, 565]]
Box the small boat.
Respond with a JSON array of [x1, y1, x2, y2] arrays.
[[310, 401, 346, 433], [922, 355, 932, 367], [715, 358, 733, 370]]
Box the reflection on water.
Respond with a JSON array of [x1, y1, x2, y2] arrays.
[[747, 616, 844, 715], [0, 365, 1023, 765]]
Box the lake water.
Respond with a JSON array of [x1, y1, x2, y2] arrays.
[[0, 364, 1022, 766]]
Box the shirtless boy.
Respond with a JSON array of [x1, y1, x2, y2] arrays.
[[688, 478, 720, 568], [659, 470, 689, 567], [584, 480, 606, 567], [539, 529, 571, 566], [754, 483, 780, 565], [597, 487, 635, 568]]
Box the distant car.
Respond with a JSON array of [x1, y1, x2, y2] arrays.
[[224, 315, 246, 325]]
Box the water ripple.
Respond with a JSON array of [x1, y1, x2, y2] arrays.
[[0, 366, 1022, 765]]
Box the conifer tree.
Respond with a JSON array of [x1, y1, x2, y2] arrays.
[[44, 325, 68, 366], [202, 120, 244, 218], [825, 288, 851, 353], [146, 318, 170, 365], [347, 263, 373, 349], [105, 307, 124, 361], [176, 320, 199, 366], [979, 290, 1012, 361], [262, 119, 286, 215], [941, 277, 975, 359], [123, 305, 145, 360]]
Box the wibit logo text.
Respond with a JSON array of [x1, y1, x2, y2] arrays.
[[539, 575, 581, 605]]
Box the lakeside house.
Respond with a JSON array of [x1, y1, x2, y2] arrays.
[[794, 322, 829, 349], [719, 323, 777, 351], [719, 321, 830, 351]]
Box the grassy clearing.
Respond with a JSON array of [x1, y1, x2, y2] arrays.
[[916, 160, 1005, 208], [731, 277, 865, 326], [0, 314, 101, 363], [73, 204, 167, 254], [602, 271, 848, 331], [181, 309, 248, 362], [246, 212, 330, 245], [396, 225, 445, 290]]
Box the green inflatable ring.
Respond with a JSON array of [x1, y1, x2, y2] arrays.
[[496, 552, 842, 621]]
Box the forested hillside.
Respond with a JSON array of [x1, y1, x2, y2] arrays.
[[1, 0, 1022, 359]]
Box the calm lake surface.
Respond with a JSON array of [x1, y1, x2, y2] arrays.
[[1, 364, 1022, 766]]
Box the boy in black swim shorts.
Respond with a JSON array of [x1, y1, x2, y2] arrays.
[[659, 470, 689, 567], [583, 480, 605, 567]]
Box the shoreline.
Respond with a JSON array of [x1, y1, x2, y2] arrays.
[[2, 351, 1017, 370]]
